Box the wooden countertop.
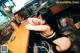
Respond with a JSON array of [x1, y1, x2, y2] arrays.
[[5, 20, 30, 53]]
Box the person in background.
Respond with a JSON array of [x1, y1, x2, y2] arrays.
[[25, 14, 71, 53], [57, 16, 80, 53], [3, 6, 14, 19], [15, 13, 24, 24], [3, 6, 19, 30], [3, 6, 21, 25]]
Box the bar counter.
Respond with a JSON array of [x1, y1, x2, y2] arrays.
[[5, 20, 29, 53]]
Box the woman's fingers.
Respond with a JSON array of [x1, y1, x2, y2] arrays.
[[28, 18, 45, 25], [32, 18, 41, 25], [28, 18, 35, 25]]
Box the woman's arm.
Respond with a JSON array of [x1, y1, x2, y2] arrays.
[[25, 24, 49, 31], [53, 37, 71, 52]]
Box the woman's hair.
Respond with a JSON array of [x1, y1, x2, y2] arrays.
[[41, 10, 60, 35]]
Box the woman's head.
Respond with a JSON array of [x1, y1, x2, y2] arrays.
[[41, 10, 60, 33], [31, 10, 60, 34], [3, 6, 12, 13]]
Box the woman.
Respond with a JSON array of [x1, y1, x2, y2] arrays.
[[25, 12, 71, 53]]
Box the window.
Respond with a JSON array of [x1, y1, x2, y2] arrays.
[[4, 0, 32, 13], [12, 0, 32, 13], [0, 10, 10, 29]]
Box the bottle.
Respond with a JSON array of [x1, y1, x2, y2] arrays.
[[33, 43, 38, 53]]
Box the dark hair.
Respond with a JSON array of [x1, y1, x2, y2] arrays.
[[41, 10, 60, 36]]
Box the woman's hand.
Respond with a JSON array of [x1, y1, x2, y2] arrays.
[[25, 16, 53, 37], [25, 17, 48, 31], [53, 37, 71, 52], [28, 16, 45, 25], [25, 21, 53, 37]]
